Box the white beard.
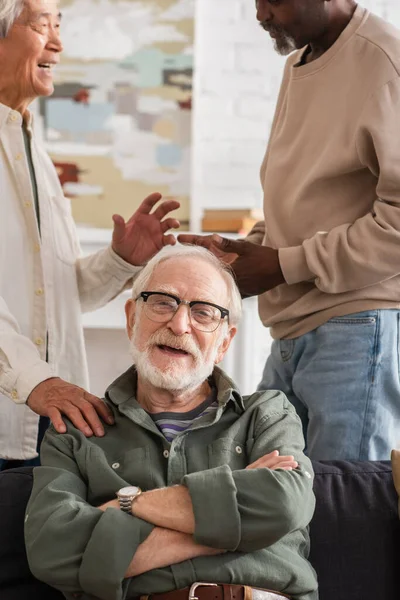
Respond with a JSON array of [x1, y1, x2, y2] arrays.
[[129, 326, 220, 393]]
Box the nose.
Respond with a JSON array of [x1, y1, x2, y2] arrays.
[[167, 304, 192, 336], [256, 0, 272, 22], [46, 25, 64, 54]]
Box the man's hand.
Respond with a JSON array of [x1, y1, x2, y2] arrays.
[[246, 450, 298, 471], [177, 233, 238, 264], [178, 233, 284, 297], [27, 378, 114, 437], [112, 192, 180, 266]]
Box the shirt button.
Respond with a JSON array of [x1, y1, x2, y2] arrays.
[[15, 153, 23, 161], [235, 446, 243, 454], [112, 462, 120, 470], [11, 390, 18, 400], [10, 113, 18, 122], [35, 337, 44, 346], [163, 450, 169, 458], [24, 201, 32, 208], [34, 243, 41, 253], [35, 288, 44, 296], [305, 471, 312, 479]]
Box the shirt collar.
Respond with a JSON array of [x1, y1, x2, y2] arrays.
[[0, 102, 34, 132], [105, 364, 246, 414]]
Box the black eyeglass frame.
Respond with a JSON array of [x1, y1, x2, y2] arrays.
[[137, 291, 230, 324]]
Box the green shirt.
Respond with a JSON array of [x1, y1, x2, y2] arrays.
[[25, 367, 318, 600]]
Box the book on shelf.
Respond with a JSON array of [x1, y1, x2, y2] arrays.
[[201, 208, 263, 234]]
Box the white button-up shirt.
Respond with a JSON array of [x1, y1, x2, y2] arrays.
[[0, 103, 140, 459]]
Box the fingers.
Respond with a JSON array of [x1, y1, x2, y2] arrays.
[[212, 235, 246, 255], [177, 234, 215, 249], [153, 200, 180, 220], [86, 394, 114, 425], [246, 450, 298, 471], [47, 407, 67, 434], [247, 450, 279, 469], [77, 399, 106, 437], [161, 218, 180, 233], [112, 214, 126, 244], [136, 192, 163, 214], [60, 404, 95, 437], [162, 234, 177, 247]]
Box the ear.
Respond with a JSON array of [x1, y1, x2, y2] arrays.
[[125, 299, 137, 340], [215, 326, 237, 364]]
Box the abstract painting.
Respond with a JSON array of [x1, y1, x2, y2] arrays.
[[40, 0, 194, 229]]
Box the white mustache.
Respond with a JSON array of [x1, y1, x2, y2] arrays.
[[147, 329, 201, 359]]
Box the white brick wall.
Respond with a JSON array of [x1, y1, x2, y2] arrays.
[[191, 0, 400, 230]]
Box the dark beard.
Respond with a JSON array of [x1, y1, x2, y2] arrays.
[[259, 21, 297, 56]]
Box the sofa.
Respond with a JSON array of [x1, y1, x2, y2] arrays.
[[0, 461, 399, 600]]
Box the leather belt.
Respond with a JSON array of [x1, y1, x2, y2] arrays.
[[135, 583, 291, 600]]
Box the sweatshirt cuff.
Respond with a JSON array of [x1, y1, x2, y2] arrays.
[[14, 361, 54, 404], [105, 246, 143, 281], [182, 464, 240, 551], [279, 245, 315, 285], [79, 508, 154, 600]]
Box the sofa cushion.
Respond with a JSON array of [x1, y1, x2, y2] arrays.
[[0, 467, 63, 600], [391, 449, 400, 518], [1, 462, 400, 600], [309, 460, 400, 600]]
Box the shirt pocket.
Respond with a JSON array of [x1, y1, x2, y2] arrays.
[[107, 446, 156, 490], [208, 438, 247, 470], [85, 445, 156, 504], [51, 195, 80, 265]]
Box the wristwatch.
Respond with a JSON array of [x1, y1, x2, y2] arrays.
[[116, 486, 142, 513]]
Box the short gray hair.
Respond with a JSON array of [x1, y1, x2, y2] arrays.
[[132, 245, 243, 326], [0, 0, 24, 39]]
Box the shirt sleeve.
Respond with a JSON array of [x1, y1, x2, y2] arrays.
[[245, 221, 265, 245], [24, 429, 154, 600], [279, 76, 400, 293], [76, 246, 142, 313], [182, 393, 315, 552], [0, 296, 53, 403]]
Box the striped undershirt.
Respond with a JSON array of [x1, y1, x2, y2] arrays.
[[149, 383, 218, 442]]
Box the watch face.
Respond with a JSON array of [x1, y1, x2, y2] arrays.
[[118, 486, 139, 498]]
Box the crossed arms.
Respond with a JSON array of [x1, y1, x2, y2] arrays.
[[99, 450, 299, 577]]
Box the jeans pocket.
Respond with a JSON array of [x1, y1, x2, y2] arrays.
[[327, 310, 377, 326]]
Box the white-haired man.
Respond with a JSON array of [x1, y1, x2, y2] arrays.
[[24, 246, 318, 600], [0, 0, 180, 468]]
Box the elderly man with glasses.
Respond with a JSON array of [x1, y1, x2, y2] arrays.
[[24, 246, 318, 600]]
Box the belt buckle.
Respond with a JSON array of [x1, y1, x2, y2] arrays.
[[188, 583, 219, 600]]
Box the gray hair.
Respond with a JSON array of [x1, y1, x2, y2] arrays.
[[0, 0, 24, 38], [132, 245, 242, 326]]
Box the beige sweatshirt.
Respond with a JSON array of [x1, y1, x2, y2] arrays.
[[253, 5, 400, 339]]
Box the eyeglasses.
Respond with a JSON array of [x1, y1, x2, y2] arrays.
[[137, 291, 230, 333]]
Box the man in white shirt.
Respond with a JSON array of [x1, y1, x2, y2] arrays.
[[0, 0, 180, 467]]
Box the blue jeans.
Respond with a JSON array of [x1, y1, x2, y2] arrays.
[[0, 416, 50, 471], [258, 309, 400, 460]]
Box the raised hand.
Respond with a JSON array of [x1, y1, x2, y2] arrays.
[[112, 193, 180, 266]]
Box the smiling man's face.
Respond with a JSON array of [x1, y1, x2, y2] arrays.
[[126, 257, 235, 393], [0, 0, 63, 113], [256, 0, 329, 56]]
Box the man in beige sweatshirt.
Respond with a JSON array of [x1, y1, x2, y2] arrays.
[[179, 1, 400, 461]]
